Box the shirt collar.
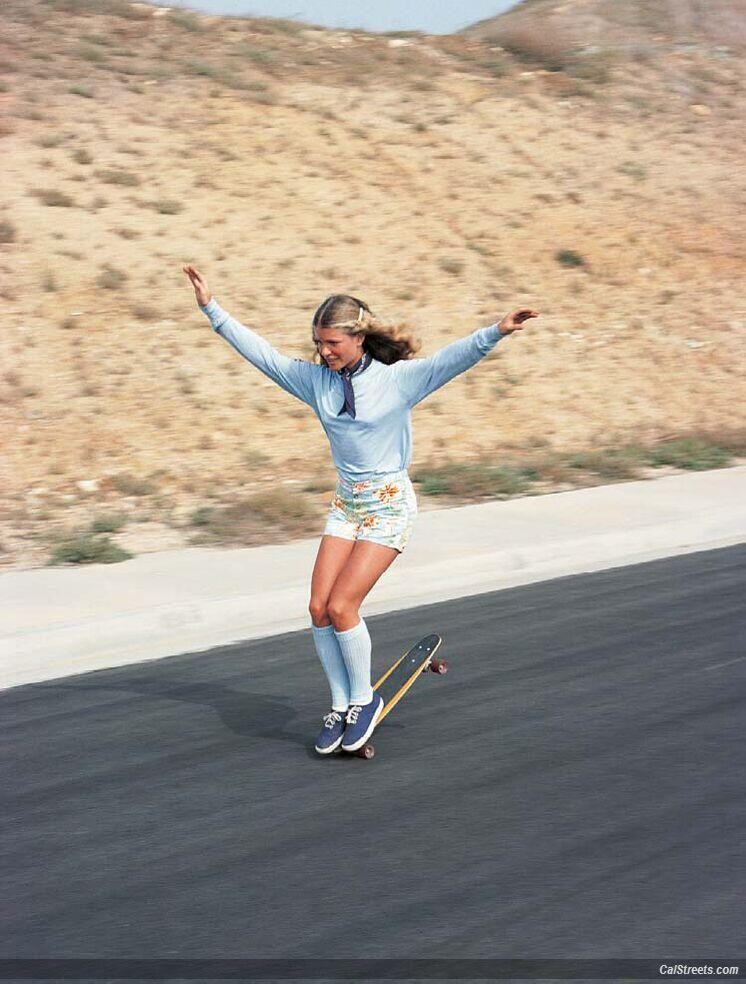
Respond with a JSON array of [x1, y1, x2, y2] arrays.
[[338, 351, 371, 376]]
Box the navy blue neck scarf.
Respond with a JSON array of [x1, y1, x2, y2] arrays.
[[337, 351, 372, 418]]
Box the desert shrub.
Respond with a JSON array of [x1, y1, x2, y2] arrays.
[[184, 60, 229, 81], [190, 506, 213, 527], [231, 44, 279, 67], [76, 44, 106, 63], [556, 249, 585, 267], [96, 265, 128, 289], [170, 10, 203, 32], [68, 85, 95, 98], [412, 462, 535, 498], [96, 168, 140, 186], [563, 46, 622, 84], [45, 0, 146, 12], [110, 472, 157, 496], [109, 0, 152, 18], [565, 446, 646, 479], [130, 303, 160, 321], [34, 133, 67, 148], [439, 257, 464, 276], [89, 513, 127, 533], [192, 489, 316, 545], [264, 18, 305, 34], [150, 199, 183, 214], [48, 533, 131, 565], [617, 161, 648, 182], [648, 438, 732, 471], [32, 188, 75, 207], [484, 23, 575, 72]]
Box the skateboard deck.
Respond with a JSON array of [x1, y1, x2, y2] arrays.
[[346, 633, 446, 759]]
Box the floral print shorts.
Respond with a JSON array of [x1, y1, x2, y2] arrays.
[[323, 469, 418, 554]]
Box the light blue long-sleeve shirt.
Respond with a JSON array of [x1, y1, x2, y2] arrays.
[[199, 297, 504, 485]]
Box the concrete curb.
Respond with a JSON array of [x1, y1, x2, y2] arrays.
[[2, 466, 745, 691]]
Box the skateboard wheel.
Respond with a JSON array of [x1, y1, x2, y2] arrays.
[[356, 744, 375, 759], [430, 657, 448, 674]]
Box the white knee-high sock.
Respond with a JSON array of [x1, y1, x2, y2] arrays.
[[311, 623, 350, 712], [334, 618, 374, 706]]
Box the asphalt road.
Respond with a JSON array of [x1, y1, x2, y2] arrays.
[[2, 545, 745, 976]]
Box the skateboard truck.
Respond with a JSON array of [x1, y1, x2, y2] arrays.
[[344, 634, 446, 759]]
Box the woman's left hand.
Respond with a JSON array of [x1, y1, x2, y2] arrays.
[[498, 309, 540, 335]]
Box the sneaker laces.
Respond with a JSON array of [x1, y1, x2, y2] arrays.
[[346, 704, 363, 725], [323, 710, 344, 730]]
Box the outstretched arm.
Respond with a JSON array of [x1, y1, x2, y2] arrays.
[[392, 309, 538, 408], [183, 265, 317, 409]]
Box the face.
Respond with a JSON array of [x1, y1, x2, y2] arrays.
[[312, 327, 364, 370]]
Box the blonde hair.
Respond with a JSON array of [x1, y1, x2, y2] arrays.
[[310, 294, 421, 366]]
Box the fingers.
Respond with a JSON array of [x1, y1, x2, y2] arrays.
[[503, 308, 539, 333]]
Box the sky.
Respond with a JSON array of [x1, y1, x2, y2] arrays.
[[148, 0, 523, 35]]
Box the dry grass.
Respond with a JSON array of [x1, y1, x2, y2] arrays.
[[1, 0, 744, 568], [188, 488, 319, 547], [414, 430, 746, 497]]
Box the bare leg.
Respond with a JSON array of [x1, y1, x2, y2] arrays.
[[327, 540, 400, 631], [309, 535, 357, 626]]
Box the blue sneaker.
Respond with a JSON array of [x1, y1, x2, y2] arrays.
[[341, 691, 384, 752], [314, 709, 348, 755]]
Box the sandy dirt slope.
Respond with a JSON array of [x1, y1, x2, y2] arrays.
[[1, 0, 744, 569]]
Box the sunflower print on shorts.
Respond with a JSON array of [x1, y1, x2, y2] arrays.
[[375, 483, 402, 504], [323, 474, 417, 552]]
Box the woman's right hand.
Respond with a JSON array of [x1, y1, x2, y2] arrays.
[[183, 264, 212, 307]]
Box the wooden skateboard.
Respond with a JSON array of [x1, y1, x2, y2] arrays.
[[345, 633, 446, 759]]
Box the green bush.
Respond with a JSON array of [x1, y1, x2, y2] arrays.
[[48, 533, 131, 566], [565, 446, 645, 479], [89, 513, 127, 533], [412, 462, 535, 498], [556, 249, 585, 267], [648, 438, 731, 471], [190, 507, 214, 527]]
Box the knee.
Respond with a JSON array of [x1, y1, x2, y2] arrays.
[[326, 595, 356, 624], [308, 599, 330, 624]]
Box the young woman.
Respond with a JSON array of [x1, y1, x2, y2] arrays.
[[183, 264, 538, 755]]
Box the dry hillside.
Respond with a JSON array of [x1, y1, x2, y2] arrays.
[[1, 0, 745, 570], [463, 0, 746, 48]]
